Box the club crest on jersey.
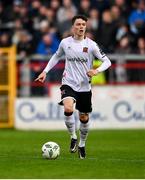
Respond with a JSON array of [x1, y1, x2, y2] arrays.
[[83, 47, 88, 53]]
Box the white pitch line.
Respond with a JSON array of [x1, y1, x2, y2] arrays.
[[0, 154, 145, 162]]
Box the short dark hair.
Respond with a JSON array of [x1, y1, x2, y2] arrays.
[[72, 15, 88, 25]]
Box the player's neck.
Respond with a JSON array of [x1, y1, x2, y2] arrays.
[[73, 34, 85, 41]]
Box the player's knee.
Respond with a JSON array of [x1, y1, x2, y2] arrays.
[[64, 106, 73, 116], [64, 105, 73, 112], [79, 113, 89, 123]]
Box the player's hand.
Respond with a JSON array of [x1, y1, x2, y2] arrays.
[[87, 69, 99, 77], [35, 71, 47, 83]]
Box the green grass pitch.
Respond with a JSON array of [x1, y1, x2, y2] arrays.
[[0, 129, 145, 178]]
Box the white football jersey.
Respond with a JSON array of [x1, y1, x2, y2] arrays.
[[44, 36, 111, 92]]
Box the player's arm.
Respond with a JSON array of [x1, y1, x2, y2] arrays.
[[35, 41, 65, 82], [87, 43, 111, 77]]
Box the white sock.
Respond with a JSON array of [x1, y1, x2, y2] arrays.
[[65, 114, 77, 139], [79, 121, 89, 147]]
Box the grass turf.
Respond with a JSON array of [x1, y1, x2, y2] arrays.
[[0, 129, 145, 178]]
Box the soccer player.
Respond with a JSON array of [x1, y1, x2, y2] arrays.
[[35, 15, 111, 159]]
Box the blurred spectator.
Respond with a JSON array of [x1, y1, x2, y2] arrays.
[[0, 33, 12, 47], [18, 4, 33, 32], [128, 0, 145, 35], [115, 23, 135, 48], [57, 10, 74, 37], [14, 18, 23, 30], [113, 0, 132, 20], [132, 36, 145, 82], [56, 0, 77, 23], [17, 30, 33, 58], [110, 5, 123, 26], [29, 0, 42, 30], [12, 18, 24, 45], [39, 20, 50, 34], [89, 8, 100, 30], [11, 0, 23, 20], [91, 0, 110, 14], [38, 5, 48, 21], [49, 0, 60, 17], [32, 20, 50, 50], [135, 37, 145, 54], [0, 2, 5, 24], [116, 23, 130, 41], [0, 1, 12, 25], [98, 10, 117, 53], [78, 0, 91, 17], [30, 0, 41, 15], [87, 8, 100, 41], [36, 33, 60, 55], [45, 8, 55, 24], [115, 35, 131, 54], [114, 35, 131, 83]]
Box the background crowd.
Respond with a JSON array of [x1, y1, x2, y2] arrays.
[[0, 0, 145, 96], [0, 0, 145, 57]]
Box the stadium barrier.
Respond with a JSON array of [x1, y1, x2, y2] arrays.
[[0, 46, 16, 128], [16, 54, 145, 97], [15, 85, 145, 130]]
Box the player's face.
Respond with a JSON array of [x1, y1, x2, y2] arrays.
[[72, 18, 87, 37]]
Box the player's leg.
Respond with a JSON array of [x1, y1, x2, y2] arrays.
[[78, 112, 89, 159], [63, 97, 76, 140], [63, 98, 77, 152], [76, 91, 92, 159], [59, 85, 77, 153]]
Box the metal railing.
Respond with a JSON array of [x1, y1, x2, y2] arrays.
[[16, 54, 145, 97]]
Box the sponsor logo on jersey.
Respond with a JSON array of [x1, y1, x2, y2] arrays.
[[67, 57, 87, 63]]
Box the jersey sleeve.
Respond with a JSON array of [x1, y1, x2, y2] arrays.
[[55, 40, 65, 57], [92, 42, 111, 72], [43, 40, 65, 73]]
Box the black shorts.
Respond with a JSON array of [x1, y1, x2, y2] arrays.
[[59, 85, 92, 113]]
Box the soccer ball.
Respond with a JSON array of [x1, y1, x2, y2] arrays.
[[42, 141, 60, 159]]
